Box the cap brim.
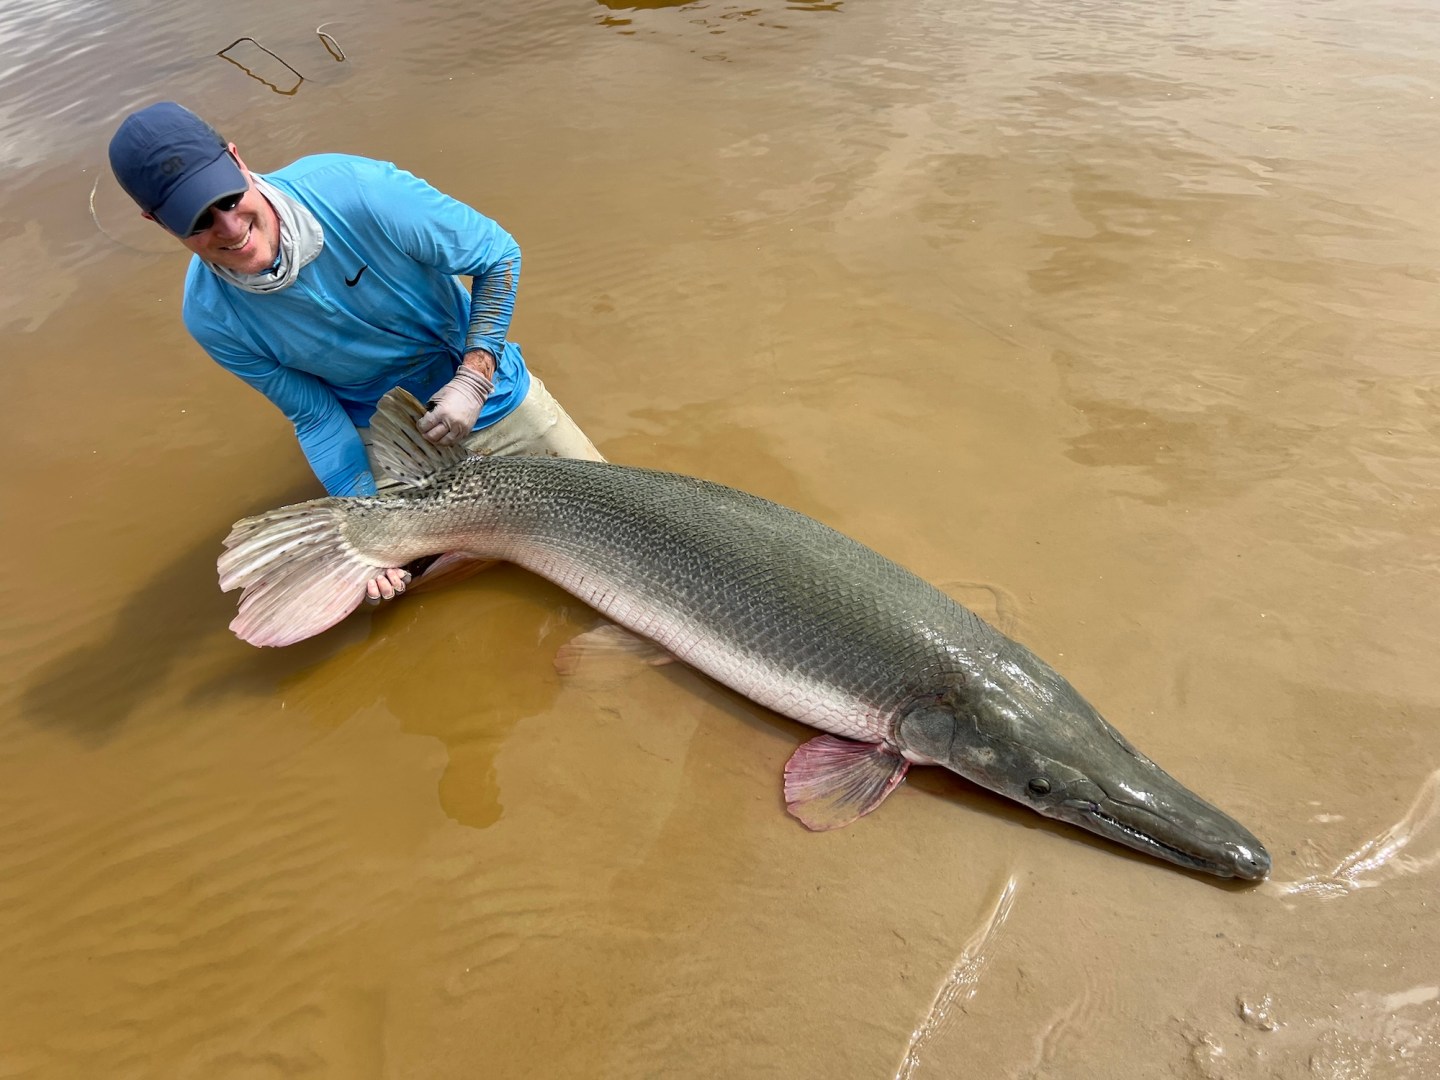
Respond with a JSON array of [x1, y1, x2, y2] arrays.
[[154, 151, 248, 235]]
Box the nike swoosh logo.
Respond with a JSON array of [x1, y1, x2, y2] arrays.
[[345, 264, 368, 287]]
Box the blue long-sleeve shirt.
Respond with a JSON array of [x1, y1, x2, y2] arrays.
[[181, 153, 532, 495]]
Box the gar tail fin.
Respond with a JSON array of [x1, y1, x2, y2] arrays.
[[367, 387, 471, 487], [218, 500, 383, 647], [218, 387, 466, 647]]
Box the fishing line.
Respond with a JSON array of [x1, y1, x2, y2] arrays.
[[89, 24, 350, 248], [88, 173, 154, 253], [217, 24, 349, 97]]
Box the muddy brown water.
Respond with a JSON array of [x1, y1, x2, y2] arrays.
[[2, 1, 1438, 1077]]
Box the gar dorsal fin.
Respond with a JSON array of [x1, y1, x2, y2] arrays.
[[368, 387, 471, 488]]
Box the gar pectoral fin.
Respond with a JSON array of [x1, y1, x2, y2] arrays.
[[783, 735, 910, 831]]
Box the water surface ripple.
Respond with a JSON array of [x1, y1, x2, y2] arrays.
[[2, 0, 1437, 1077]]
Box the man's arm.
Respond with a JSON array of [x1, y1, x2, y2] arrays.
[[214, 349, 377, 495], [463, 246, 520, 363], [192, 334, 414, 600], [361, 164, 523, 443], [183, 304, 376, 495]]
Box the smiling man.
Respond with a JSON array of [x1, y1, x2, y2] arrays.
[[108, 101, 603, 601]]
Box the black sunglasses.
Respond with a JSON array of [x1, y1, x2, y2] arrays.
[[187, 191, 245, 236]]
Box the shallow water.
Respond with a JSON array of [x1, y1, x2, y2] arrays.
[[2, 0, 1438, 1076]]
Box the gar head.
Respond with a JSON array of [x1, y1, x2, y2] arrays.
[[896, 652, 1270, 881]]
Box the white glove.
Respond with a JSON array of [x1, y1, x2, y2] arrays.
[[417, 365, 494, 446]]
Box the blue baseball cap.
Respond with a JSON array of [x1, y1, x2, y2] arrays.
[[108, 102, 248, 235]]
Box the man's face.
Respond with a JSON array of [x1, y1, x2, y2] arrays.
[[154, 145, 281, 274]]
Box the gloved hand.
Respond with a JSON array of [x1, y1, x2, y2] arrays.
[[417, 365, 494, 446], [364, 567, 412, 605]]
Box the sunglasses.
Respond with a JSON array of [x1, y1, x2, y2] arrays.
[[187, 191, 245, 236]]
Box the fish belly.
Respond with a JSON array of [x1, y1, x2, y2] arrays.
[[517, 544, 897, 744], [407, 459, 991, 748]]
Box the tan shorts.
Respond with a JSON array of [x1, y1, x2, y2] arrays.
[[460, 374, 605, 462], [365, 373, 604, 489]]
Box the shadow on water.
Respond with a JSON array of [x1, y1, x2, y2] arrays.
[[15, 532, 374, 745], [19, 524, 584, 832], [19, 538, 234, 745], [16, 528, 577, 833], [16, 478, 350, 744], [184, 564, 585, 831]]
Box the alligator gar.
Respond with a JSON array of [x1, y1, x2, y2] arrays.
[[219, 389, 1270, 879]]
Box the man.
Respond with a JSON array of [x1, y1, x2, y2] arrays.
[[109, 101, 602, 602]]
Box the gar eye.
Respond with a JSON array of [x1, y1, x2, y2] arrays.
[[1027, 777, 1052, 796]]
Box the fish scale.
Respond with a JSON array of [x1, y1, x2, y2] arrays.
[[344, 456, 990, 746], [218, 389, 1271, 878]]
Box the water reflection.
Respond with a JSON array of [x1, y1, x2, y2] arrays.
[[1275, 768, 1440, 899], [896, 875, 1018, 1078], [216, 37, 310, 97]]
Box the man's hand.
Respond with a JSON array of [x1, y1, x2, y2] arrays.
[[417, 355, 495, 446], [364, 567, 412, 605]]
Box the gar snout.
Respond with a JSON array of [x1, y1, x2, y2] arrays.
[[1052, 774, 1272, 880], [897, 683, 1271, 880]]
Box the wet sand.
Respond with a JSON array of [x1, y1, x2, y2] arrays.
[[2, 0, 1438, 1076]]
